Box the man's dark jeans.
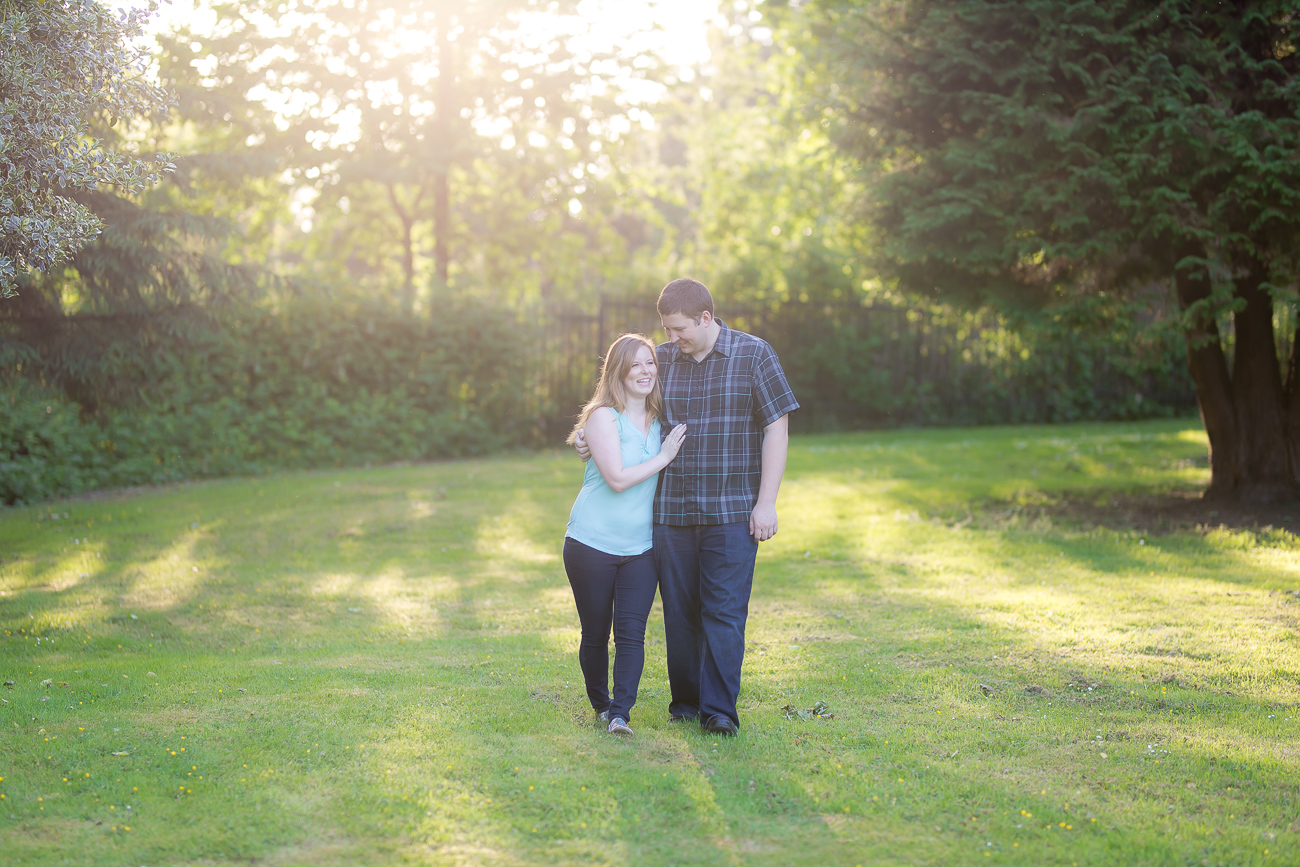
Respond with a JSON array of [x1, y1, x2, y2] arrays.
[[653, 521, 759, 728], [562, 537, 658, 722]]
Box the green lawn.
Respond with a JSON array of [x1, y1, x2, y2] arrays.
[[1, 418, 1297, 866]]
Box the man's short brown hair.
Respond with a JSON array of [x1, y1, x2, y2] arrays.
[[656, 278, 714, 321]]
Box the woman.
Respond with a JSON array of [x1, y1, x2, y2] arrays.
[[564, 333, 687, 736]]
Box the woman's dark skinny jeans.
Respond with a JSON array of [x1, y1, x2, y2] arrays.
[[562, 536, 658, 722]]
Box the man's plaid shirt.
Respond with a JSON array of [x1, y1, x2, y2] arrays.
[[654, 321, 799, 526]]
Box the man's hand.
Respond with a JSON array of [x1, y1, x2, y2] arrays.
[[750, 414, 788, 542], [574, 428, 591, 461], [749, 502, 778, 541]]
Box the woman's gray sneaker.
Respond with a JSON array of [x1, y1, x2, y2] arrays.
[[607, 716, 633, 735], [598, 710, 609, 723]]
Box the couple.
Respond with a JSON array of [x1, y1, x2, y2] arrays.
[[562, 278, 798, 737]]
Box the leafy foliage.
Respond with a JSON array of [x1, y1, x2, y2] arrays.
[[794, 0, 1300, 298], [767, 290, 1193, 431], [0, 0, 174, 297], [0, 285, 1196, 504], [609, 7, 1191, 431], [0, 0, 1207, 505], [0, 179, 272, 415], [0, 299, 530, 504], [164, 0, 655, 310]]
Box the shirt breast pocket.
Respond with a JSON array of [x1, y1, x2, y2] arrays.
[[717, 373, 754, 418]]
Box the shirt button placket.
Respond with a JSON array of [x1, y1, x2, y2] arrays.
[[686, 363, 700, 509]]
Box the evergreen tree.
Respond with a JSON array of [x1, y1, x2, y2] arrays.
[[797, 0, 1300, 502]]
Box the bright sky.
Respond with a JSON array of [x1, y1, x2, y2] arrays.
[[113, 0, 724, 71], [108, 0, 728, 228]]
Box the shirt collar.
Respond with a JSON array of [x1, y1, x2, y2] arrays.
[[710, 320, 733, 358]]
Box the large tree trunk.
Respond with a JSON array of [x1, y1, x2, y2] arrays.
[[1174, 253, 1238, 498], [1175, 251, 1298, 503], [1228, 258, 1296, 503], [1288, 317, 1300, 483]]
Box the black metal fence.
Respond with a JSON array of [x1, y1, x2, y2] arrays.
[[4, 295, 1199, 451], [532, 295, 1199, 441]]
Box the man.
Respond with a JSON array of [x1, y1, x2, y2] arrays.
[[577, 278, 798, 735]]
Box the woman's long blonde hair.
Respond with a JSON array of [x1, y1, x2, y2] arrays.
[[567, 333, 664, 444]]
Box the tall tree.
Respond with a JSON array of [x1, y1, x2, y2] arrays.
[[3, 3, 280, 414], [169, 0, 650, 310], [0, 0, 173, 298], [795, 0, 1300, 503]]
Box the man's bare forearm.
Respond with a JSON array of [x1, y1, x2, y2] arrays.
[[757, 415, 788, 506]]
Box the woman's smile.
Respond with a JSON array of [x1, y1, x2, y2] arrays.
[[624, 346, 657, 396]]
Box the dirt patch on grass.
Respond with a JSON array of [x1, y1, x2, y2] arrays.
[[967, 490, 1298, 537]]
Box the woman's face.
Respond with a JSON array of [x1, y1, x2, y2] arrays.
[[623, 344, 657, 398]]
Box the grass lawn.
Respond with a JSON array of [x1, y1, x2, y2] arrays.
[[1, 417, 1297, 866]]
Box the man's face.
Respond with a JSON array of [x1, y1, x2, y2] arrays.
[[661, 310, 712, 356]]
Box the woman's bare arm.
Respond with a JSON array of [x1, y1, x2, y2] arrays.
[[586, 411, 687, 493]]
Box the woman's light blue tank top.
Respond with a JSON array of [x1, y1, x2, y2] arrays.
[[566, 407, 662, 556]]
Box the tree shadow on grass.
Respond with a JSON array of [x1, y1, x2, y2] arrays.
[[707, 538, 1298, 865], [0, 458, 605, 865], [960, 489, 1300, 537]]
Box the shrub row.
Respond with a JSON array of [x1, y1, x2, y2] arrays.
[[2, 301, 533, 504], [1, 293, 1197, 505], [765, 293, 1196, 430]]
